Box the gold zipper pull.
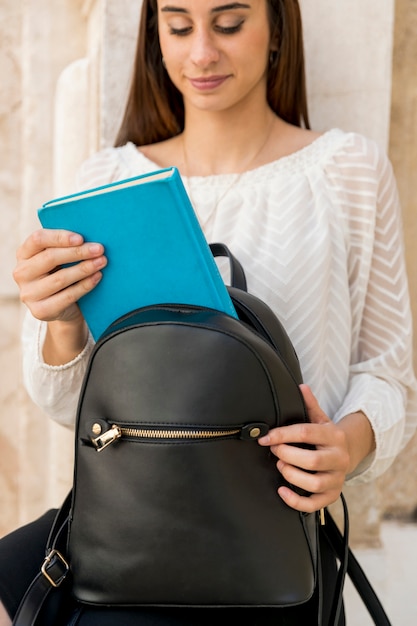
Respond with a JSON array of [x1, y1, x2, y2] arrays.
[[91, 425, 122, 451]]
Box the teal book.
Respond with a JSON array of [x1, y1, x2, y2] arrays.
[[38, 167, 237, 340]]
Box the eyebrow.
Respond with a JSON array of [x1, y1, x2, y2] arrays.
[[161, 3, 251, 14]]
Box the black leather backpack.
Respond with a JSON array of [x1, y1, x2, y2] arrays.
[[13, 244, 391, 626]]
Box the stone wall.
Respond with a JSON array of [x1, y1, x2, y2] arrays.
[[1, 0, 416, 552], [379, 0, 417, 521], [0, 0, 23, 537], [1, 0, 89, 536]]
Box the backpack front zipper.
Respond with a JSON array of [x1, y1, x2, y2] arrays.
[[90, 422, 268, 452]]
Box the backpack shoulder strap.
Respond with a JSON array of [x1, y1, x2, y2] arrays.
[[323, 505, 392, 626], [12, 493, 72, 626]]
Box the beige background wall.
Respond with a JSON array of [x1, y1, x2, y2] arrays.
[[379, 0, 417, 521], [1, 0, 416, 556]]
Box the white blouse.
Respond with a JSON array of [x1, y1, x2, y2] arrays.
[[22, 129, 417, 484]]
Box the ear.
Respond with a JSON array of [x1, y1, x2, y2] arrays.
[[269, 24, 280, 53], [269, 38, 280, 66], [269, 39, 279, 53]]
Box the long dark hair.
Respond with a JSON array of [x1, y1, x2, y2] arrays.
[[115, 0, 310, 147]]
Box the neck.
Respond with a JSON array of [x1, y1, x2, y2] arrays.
[[181, 104, 279, 176]]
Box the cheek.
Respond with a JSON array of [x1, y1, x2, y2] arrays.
[[158, 22, 183, 67], [232, 24, 270, 65], [232, 36, 269, 78], [158, 35, 182, 82], [249, 29, 270, 61], [158, 25, 191, 61]]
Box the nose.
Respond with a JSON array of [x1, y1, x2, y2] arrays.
[[189, 29, 220, 68]]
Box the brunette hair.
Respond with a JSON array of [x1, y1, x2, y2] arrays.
[[114, 0, 310, 147]]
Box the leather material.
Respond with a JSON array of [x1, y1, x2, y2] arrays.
[[12, 494, 73, 626], [69, 283, 317, 607], [13, 573, 55, 626], [12, 245, 391, 625], [210, 242, 247, 291]]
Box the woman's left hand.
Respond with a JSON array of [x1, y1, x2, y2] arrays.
[[258, 384, 351, 512]]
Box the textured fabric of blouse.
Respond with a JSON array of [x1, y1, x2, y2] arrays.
[[22, 129, 417, 484]]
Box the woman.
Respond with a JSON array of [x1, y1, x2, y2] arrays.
[[2, 1, 417, 624]]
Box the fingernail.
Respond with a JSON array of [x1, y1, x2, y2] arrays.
[[258, 435, 270, 445], [278, 486, 290, 499], [91, 272, 103, 285], [69, 234, 83, 245], [93, 257, 106, 268], [88, 244, 103, 254]]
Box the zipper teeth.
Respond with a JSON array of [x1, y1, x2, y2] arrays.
[[118, 426, 240, 440]]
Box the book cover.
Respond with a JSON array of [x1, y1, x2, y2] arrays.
[[38, 167, 237, 340]]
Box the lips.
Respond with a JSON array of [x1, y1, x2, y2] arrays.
[[189, 75, 231, 91]]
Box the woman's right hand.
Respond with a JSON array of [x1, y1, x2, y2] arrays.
[[14, 229, 107, 365], [13, 228, 107, 324]]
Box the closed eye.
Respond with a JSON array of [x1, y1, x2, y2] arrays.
[[214, 20, 244, 34], [170, 20, 244, 37], [169, 26, 192, 36]]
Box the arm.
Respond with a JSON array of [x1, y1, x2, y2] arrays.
[[21, 312, 95, 426], [330, 144, 417, 482], [43, 317, 89, 366], [259, 139, 417, 511], [14, 229, 106, 425], [258, 385, 376, 512], [15, 145, 138, 423]]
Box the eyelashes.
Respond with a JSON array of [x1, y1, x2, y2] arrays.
[[169, 21, 244, 37], [216, 22, 244, 35], [169, 27, 192, 36]]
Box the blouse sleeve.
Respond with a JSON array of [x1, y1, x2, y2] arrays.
[[329, 136, 417, 483], [21, 147, 131, 427], [22, 311, 95, 427]]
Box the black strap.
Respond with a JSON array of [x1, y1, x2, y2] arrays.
[[12, 493, 72, 626], [12, 566, 67, 626], [210, 242, 247, 291], [323, 506, 392, 626], [325, 495, 350, 625]]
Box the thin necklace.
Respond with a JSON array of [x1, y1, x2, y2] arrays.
[[182, 121, 274, 230]]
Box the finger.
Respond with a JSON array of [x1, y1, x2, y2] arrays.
[[14, 242, 106, 290], [20, 255, 107, 306], [273, 442, 335, 472], [39, 255, 107, 298], [28, 271, 104, 322], [36, 242, 105, 277], [258, 387, 331, 448], [277, 485, 340, 513], [277, 457, 344, 493], [17, 229, 84, 261], [259, 421, 334, 449], [299, 384, 331, 424]]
